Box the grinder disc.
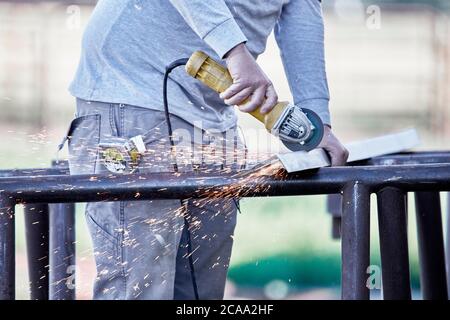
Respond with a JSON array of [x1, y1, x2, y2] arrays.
[[281, 108, 324, 152]]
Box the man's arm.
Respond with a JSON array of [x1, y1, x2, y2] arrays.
[[168, 0, 247, 58], [275, 0, 348, 165], [169, 1, 278, 116], [275, 0, 330, 125]]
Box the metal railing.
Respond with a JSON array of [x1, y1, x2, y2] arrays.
[[1, 153, 450, 300], [327, 151, 450, 300]]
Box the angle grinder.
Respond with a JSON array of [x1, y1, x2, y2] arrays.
[[185, 51, 324, 151]]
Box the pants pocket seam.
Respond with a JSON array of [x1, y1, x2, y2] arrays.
[[68, 113, 101, 175], [86, 213, 120, 246]]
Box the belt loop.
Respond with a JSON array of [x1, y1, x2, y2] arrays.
[[119, 104, 125, 137], [109, 104, 118, 137]]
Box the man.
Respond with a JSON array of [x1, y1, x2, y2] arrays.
[[67, 0, 348, 300]]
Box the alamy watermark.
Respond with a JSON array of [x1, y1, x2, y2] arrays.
[[66, 265, 76, 290], [66, 5, 81, 30], [366, 5, 381, 30], [366, 264, 382, 290]]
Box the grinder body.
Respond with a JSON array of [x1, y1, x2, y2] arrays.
[[185, 51, 324, 151]]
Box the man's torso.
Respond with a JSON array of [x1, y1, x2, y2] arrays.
[[69, 0, 287, 132]]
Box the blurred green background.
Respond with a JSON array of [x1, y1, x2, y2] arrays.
[[0, 0, 449, 299]]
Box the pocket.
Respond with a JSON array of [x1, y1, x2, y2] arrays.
[[85, 203, 119, 247], [139, 119, 168, 146], [85, 204, 120, 267], [134, 118, 179, 174], [66, 113, 101, 175]]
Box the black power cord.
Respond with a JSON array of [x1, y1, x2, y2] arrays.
[[163, 58, 200, 300], [163, 58, 189, 172]]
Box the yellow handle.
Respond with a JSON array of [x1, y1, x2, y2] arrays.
[[186, 51, 274, 125]]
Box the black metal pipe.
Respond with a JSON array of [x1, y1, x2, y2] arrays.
[[49, 203, 76, 300], [1, 164, 450, 204], [341, 182, 371, 300], [414, 192, 448, 300], [331, 217, 341, 240], [327, 194, 342, 239], [377, 187, 411, 300], [24, 203, 49, 300], [0, 194, 15, 300]]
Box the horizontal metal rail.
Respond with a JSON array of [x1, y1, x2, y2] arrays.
[[1, 163, 450, 204]]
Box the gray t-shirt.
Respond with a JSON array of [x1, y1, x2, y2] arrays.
[[69, 0, 330, 132]]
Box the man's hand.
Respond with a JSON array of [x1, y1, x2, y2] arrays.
[[220, 43, 278, 114], [319, 125, 349, 166]]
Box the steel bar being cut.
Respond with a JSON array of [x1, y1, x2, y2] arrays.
[[277, 129, 420, 172]]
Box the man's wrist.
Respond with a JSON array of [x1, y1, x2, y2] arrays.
[[224, 42, 247, 60], [203, 18, 248, 59]]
